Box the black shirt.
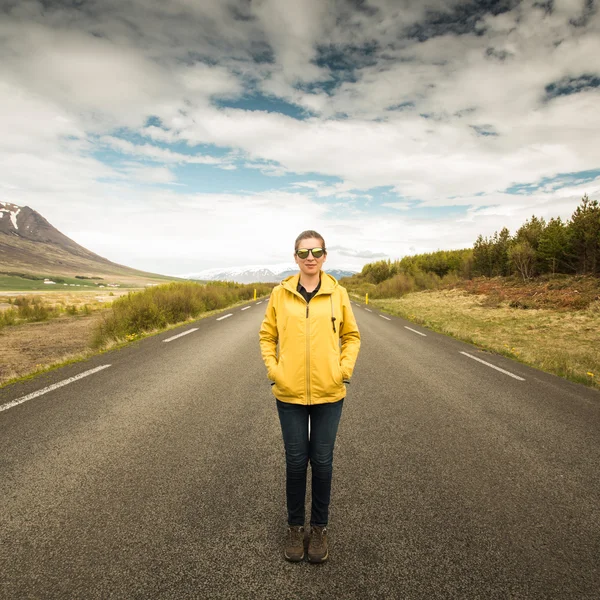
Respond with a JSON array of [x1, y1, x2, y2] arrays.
[[297, 278, 321, 304]]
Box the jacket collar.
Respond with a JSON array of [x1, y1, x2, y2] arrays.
[[281, 271, 338, 296]]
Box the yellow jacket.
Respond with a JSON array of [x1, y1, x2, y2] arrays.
[[259, 271, 361, 405]]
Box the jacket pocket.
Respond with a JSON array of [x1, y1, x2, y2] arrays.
[[329, 357, 344, 387], [272, 359, 289, 393], [271, 361, 282, 386]]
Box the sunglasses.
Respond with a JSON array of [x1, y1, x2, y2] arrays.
[[296, 247, 325, 259]]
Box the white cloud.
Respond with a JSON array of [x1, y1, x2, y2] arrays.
[[100, 136, 228, 166], [382, 202, 412, 211], [1, 0, 599, 274]]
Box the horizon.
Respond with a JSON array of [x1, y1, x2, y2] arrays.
[[2, 0, 599, 276]]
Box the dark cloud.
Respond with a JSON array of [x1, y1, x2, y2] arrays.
[[294, 79, 341, 96], [485, 46, 513, 61], [532, 0, 552, 15], [302, 41, 379, 93], [405, 0, 519, 41], [249, 40, 275, 64], [386, 101, 415, 111], [342, 0, 379, 18], [470, 124, 499, 136], [570, 0, 597, 27], [314, 41, 379, 72], [545, 74, 600, 100], [533, 0, 597, 25], [455, 107, 477, 117], [228, 0, 254, 22]]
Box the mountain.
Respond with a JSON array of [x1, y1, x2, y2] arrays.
[[184, 264, 357, 284], [0, 202, 176, 285], [0, 201, 358, 287]]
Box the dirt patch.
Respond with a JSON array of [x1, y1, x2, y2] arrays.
[[452, 275, 600, 311], [0, 314, 102, 385]]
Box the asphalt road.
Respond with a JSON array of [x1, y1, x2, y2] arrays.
[[1, 298, 599, 599]]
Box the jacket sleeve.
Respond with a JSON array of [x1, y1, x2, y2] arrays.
[[259, 290, 279, 380], [339, 287, 361, 380]]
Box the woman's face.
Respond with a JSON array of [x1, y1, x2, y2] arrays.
[[294, 236, 327, 276]]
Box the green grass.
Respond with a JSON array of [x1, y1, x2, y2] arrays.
[[0, 274, 116, 291], [0, 295, 99, 329]]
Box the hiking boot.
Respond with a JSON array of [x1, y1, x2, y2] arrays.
[[284, 525, 305, 562], [308, 525, 329, 563]]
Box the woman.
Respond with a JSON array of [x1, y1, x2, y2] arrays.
[[259, 230, 361, 563]]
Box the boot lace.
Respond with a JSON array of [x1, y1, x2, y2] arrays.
[[310, 526, 327, 549], [287, 526, 304, 546]]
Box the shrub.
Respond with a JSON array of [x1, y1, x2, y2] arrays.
[[0, 309, 18, 328], [92, 281, 272, 347], [373, 273, 415, 298], [14, 296, 57, 321]]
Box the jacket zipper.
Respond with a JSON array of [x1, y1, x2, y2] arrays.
[[285, 284, 334, 406], [306, 302, 310, 405]]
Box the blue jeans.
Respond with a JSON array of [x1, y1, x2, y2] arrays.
[[276, 398, 344, 527]]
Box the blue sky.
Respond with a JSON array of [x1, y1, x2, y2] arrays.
[[1, 0, 599, 276]]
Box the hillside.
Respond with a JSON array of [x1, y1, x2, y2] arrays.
[[0, 202, 179, 286]]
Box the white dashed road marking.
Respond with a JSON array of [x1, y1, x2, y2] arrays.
[[0, 365, 112, 413], [217, 314, 233, 321], [241, 306, 251, 311], [163, 328, 198, 343], [365, 308, 372, 312], [256, 301, 263, 305], [379, 315, 391, 321], [405, 326, 426, 337], [460, 352, 525, 381]]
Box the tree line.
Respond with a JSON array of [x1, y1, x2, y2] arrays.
[[473, 195, 600, 280], [353, 194, 599, 285]]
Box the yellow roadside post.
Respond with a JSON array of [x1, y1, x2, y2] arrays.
[[254, 289, 257, 300], [366, 293, 369, 305]]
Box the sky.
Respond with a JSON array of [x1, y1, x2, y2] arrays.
[[1, 0, 600, 277]]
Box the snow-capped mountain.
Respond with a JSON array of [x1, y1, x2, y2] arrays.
[[0, 201, 113, 262], [0, 202, 173, 283], [183, 263, 357, 284]]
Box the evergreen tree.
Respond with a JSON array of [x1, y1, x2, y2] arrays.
[[472, 234, 493, 276], [492, 227, 512, 276], [538, 217, 571, 274], [567, 194, 600, 274]]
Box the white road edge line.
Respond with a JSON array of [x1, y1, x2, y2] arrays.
[[163, 328, 198, 343], [460, 352, 525, 381], [379, 315, 391, 321], [241, 306, 251, 311], [0, 365, 112, 414], [405, 326, 426, 337], [217, 313, 233, 321]]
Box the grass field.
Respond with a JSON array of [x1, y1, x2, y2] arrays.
[[0, 273, 136, 291], [0, 282, 271, 387]]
